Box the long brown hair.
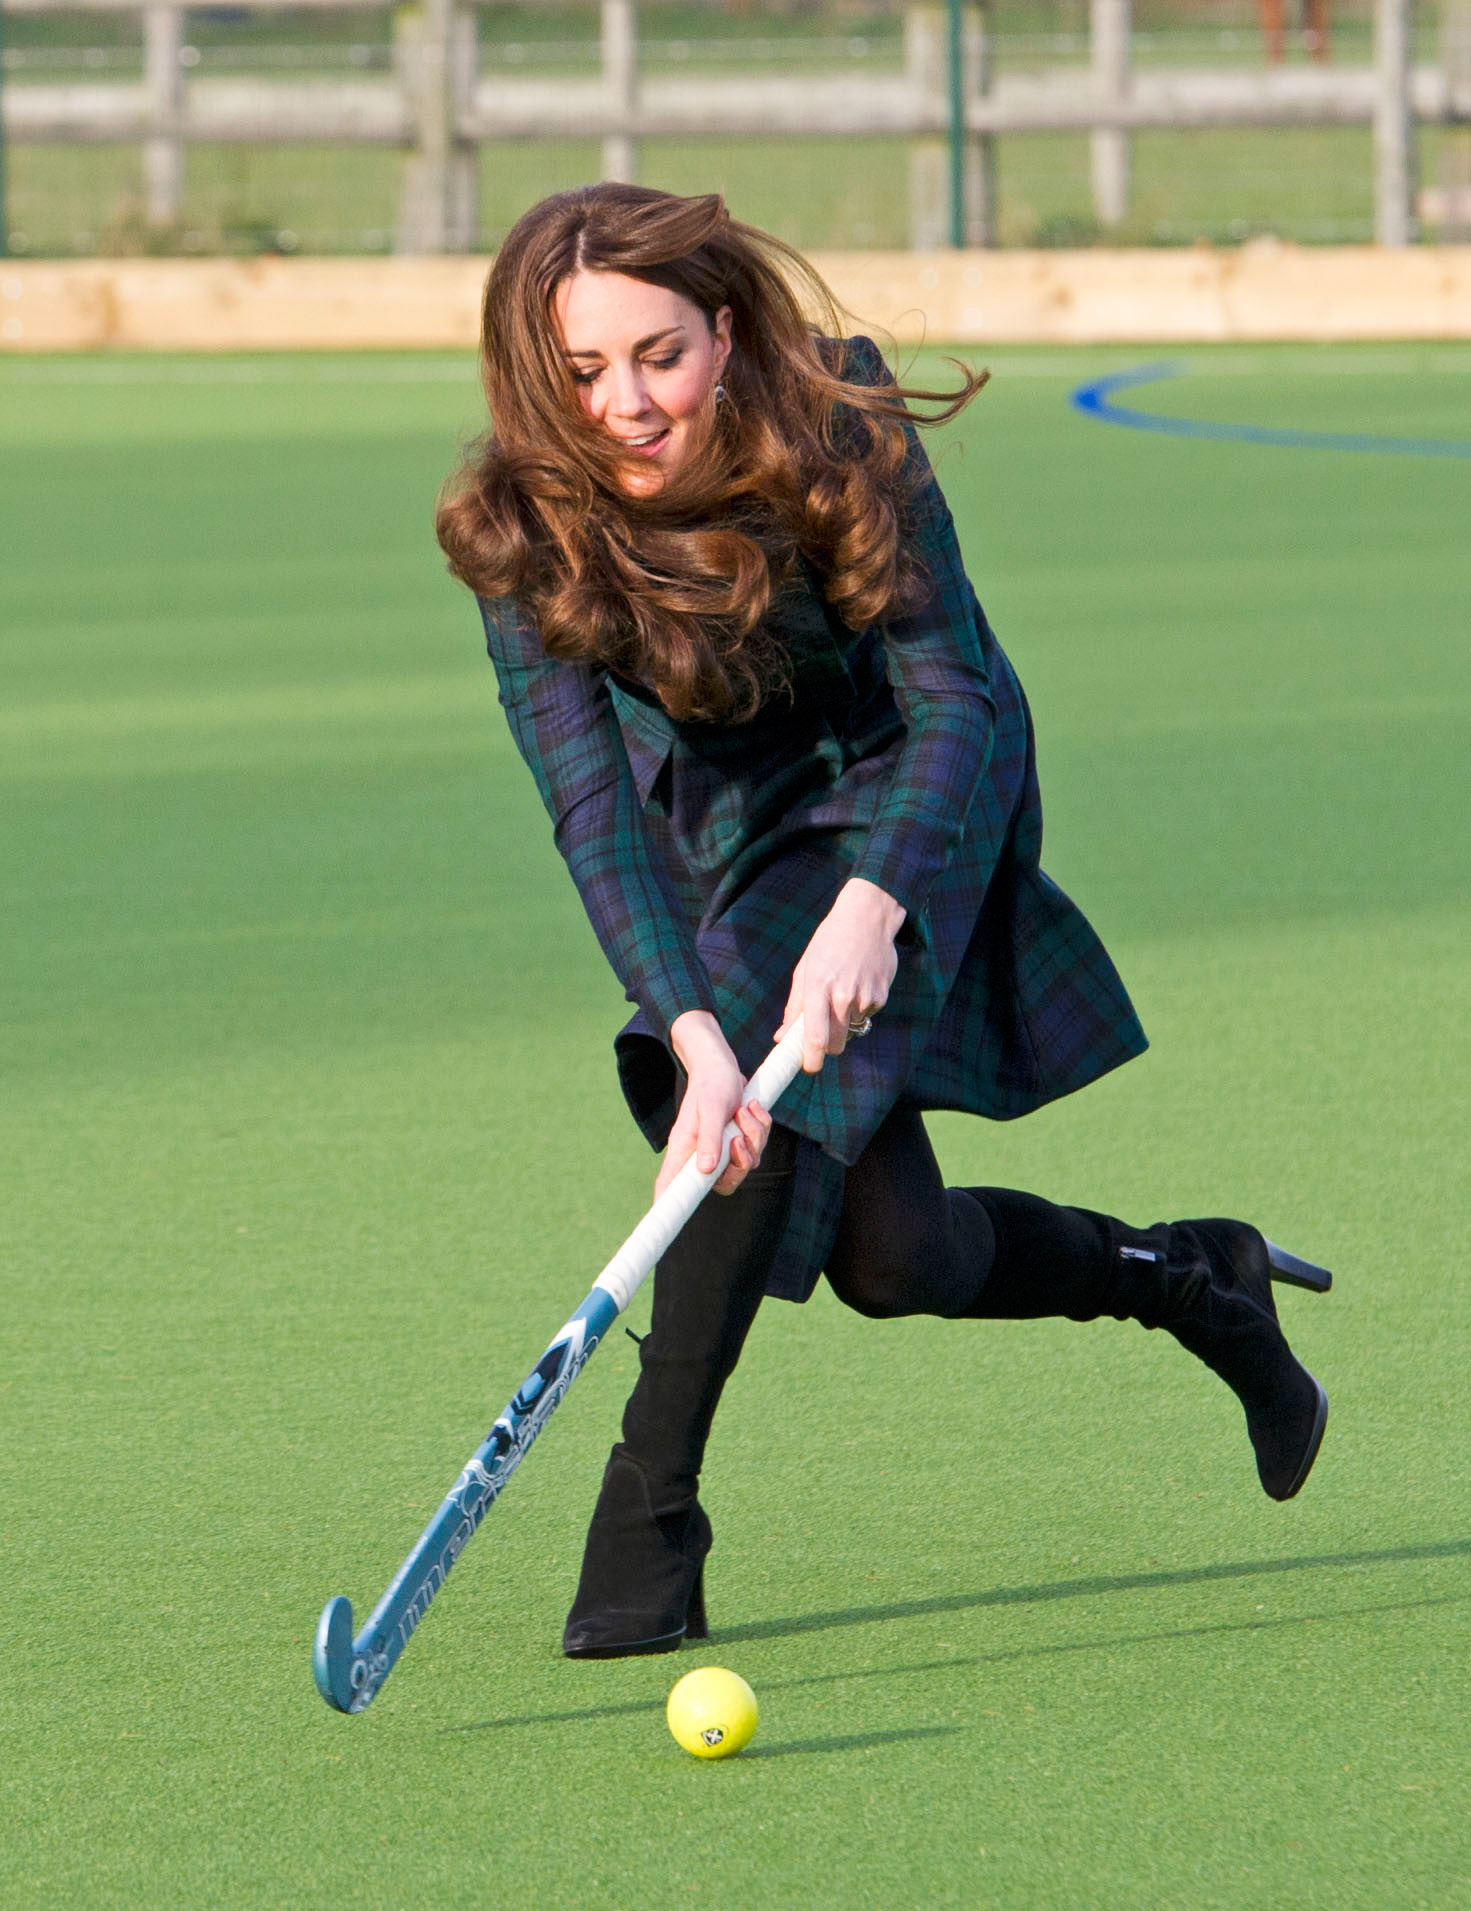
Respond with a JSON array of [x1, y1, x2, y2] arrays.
[[436, 185, 985, 723]]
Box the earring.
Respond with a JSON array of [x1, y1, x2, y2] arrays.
[[714, 382, 727, 405]]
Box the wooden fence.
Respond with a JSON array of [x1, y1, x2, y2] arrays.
[[6, 0, 1470, 253]]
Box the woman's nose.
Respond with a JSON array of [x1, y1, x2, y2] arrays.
[[606, 361, 653, 420]]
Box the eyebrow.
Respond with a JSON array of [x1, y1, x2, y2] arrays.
[[563, 326, 686, 360]]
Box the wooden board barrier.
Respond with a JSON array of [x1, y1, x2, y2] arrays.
[[3, 246, 1471, 353]]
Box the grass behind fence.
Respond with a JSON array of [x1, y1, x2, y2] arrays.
[[10, 124, 1457, 259]]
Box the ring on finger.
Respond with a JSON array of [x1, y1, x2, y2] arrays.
[[846, 1012, 874, 1038]]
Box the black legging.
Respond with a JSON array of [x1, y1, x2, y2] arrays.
[[619, 1107, 997, 1494]]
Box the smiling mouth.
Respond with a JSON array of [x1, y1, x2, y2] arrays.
[[614, 428, 670, 456]]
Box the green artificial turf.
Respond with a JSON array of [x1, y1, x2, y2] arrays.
[[2, 343, 1468, 1907]]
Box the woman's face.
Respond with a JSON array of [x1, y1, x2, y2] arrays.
[[553, 269, 732, 494]]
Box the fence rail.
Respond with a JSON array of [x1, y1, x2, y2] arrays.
[[14, 60, 1470, 142], [4, 0, 1466, 253]]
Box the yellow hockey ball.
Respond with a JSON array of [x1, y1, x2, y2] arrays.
[[666, 1666, 758, 1760]]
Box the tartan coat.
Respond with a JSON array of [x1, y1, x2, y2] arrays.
[[478, 335, 1147, 1301]]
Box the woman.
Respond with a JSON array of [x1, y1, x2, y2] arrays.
[[437, 184, 1331, 1660]]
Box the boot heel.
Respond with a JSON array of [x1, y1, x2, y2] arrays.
[[1264, 1240, 1332, 1293], [684, 1564, 709, 1643]]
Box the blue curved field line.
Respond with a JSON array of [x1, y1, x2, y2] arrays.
[[1071, 361, 1471, 460]]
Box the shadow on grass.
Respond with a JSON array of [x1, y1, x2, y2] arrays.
[[715, 1537, 1471, 1646], [743, 1725, 961, 1759], [759, 1592, 1465, 1698], [447, 1540, 1468, 1737]]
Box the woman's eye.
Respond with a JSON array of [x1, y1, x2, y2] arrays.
[[646, 354, 681, 372], [571, 367, 601, 387]]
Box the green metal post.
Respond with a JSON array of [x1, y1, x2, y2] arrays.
[[946, 0, 965, 246]]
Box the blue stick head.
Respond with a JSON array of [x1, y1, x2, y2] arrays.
[[313, 1596, 363, 1713]]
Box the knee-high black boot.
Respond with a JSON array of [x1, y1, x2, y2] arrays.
[[957, 1189, 1331, 1501], [562, 1130, 800, 1659]]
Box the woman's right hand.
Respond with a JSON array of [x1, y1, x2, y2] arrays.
[[658, 1010, 773, 1200]]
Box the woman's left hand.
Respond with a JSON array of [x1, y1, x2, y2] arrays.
[[775, 878, 906, 1075], [657, 1010, 775, 1200]]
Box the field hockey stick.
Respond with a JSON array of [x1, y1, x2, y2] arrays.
[[313, 1016, 811, 1714]]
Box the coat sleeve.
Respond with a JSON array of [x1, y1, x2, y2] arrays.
[[841, 336, 998, 926], [478, 592, 719, 1037]]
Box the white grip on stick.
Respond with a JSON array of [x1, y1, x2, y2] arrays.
[[592, 1017, 809, 1313]]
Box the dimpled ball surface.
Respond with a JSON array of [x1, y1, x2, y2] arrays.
[[666, 1667, 759, 1760]]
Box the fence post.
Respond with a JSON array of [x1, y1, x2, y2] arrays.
[[449, 3, 478, 251], [1374, 0, 1416, 243], [0, 0, 9, 258], [1091, 0, 1130, 230], [602, 0, 637, 183], [1441, 0, 1471, 240], [965, 1, 997, 246], [907, 5, 947, 249], [396, 0, 464, 254], [143, 4, 185, 227]]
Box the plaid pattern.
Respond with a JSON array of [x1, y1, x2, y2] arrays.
[[479, 335, 1146, 1301]]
